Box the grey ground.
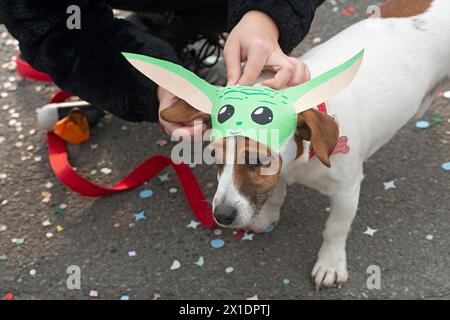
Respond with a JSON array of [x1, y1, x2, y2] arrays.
[[1, 1, 449, 300]]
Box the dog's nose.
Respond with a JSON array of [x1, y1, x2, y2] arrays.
[[213, 206, 237, 226]]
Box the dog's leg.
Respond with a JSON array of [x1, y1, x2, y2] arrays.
[[248, 180, 287, 233], [312, 173, 362, 289]]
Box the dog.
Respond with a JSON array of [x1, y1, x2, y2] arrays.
[[160, 0, 450, 289]]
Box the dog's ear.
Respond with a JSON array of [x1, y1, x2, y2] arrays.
[[160, 99, 211, 124], [296, 109, 339, 167]]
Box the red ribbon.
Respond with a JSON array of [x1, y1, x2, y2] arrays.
[[17, 54, 215, 228]]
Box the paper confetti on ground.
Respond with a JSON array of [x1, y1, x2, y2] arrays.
[[29, 269, 36, 276], [210, 239, 225, 249], [169, 187, 178, 193], [158, 173, 170, 182], [282, 279, 290, 285], [42, 219, 51, 227], [186, 220, 200, 229], [443, 91, 450, 99], [225, 267, 234, 273], [441, 162, 450, 171], [195, 256, 204, 267], [139, 189, 153, 199], [383, 181, 396, 190], [170, 260, 181, 270], [100, 167, 112, 175], [5, 292, 14, 300], [56, 225, 63, 232], [426, 235, 433, 240], [246, 295, 259, 300], [134, 211, 146, 222], [120, 295, 129, 300], [89, 290, 98, 298], [214, 229, 222, 236], [0, 254, 7, 261], [242, 232, 254, 241], [264, 225, 274, 233], [363, 227, 378, 237], [152, 293, 161, 300], [128, 251, 136, 257], [415, 120, 430, 129], [0, 224, 6, 232]]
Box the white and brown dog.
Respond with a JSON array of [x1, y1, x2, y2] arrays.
[[162, 0, 450, 288]]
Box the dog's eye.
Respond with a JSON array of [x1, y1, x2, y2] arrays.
[[218, 104, 235, 123], [251, 106, 273, 125]]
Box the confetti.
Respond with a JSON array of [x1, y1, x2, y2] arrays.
[[0, 173, 7, 179], [426, 234, 433, 240], [441, 162, 450, 171], [0, 255, 7, 261], [134, 211, 146, 222], [45, 182, 54, 189], [210, 239, 225, 249], [128, 251, 137, 257], [189, 163, 196, 168], [363, 227, 378, 237], [312, 37, 322, 44], [120, 295, 129, 300], [443, 91, 450, 99], [431, 116, 444, 126], [56, 225, 63, 232], [282, 279, 290, 285], [15, 238, 25, 245], [415, 120, 430, 129], [169, 187, 178, 193], [170, 260, 181, 270], [46, 232, 54, 238], [242, 232, 254, 241], [214, 229, 222, 236], [158, 173, 170, 182], [54, 207, 65, 215], [29, 269, 36, 276], [246, 295, 259, 300], [41, 191, 52, 203], [0, 136, 5, 144], [42, 219, 51, 227], [156, 139, 168, 146], [0, 224, 6, 232], [383, 181, 396, 190], [152, 293, 161, 300], [225, 267, 234, 273], [264, 225, 274, 233], [5, 293, 14, 300], [139, 189, 153, 199], [89, 290, 98, 298], [100, 167, 112, 175], [195, 256, 204, 267], [186, 220, 200, 229]]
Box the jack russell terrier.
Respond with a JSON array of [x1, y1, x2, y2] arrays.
[[159, 0, 450, 289]]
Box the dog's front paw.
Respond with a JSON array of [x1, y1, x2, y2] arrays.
[[311, 245, 348, 289]]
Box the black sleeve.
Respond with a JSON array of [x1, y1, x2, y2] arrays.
[[0, 0, 180, 122], [228, 0, 325, 54]]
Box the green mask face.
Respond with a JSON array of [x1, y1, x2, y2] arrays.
[[122, 50, 364, 151]]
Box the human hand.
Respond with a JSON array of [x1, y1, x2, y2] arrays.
[[157, 87, 207, 137], [224, 10, 310, 89]]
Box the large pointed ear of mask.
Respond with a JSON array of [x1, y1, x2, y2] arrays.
[[283, 50, 364, 113], [122, 52, 217, 114]]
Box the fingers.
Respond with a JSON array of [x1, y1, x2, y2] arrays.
[[263, 55, 310, 89], [238, 46, 270, 86], [262, 60, 294, 89], [223, 39, 242, 86], [287, 58, 311, 87]]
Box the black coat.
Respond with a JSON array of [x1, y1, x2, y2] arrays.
[[0, 0, 324, 122]]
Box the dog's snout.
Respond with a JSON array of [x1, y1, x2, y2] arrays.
[[213, 206, 237, 226]]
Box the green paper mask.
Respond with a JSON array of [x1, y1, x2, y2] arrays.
[[122, 50, 364, 151]]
